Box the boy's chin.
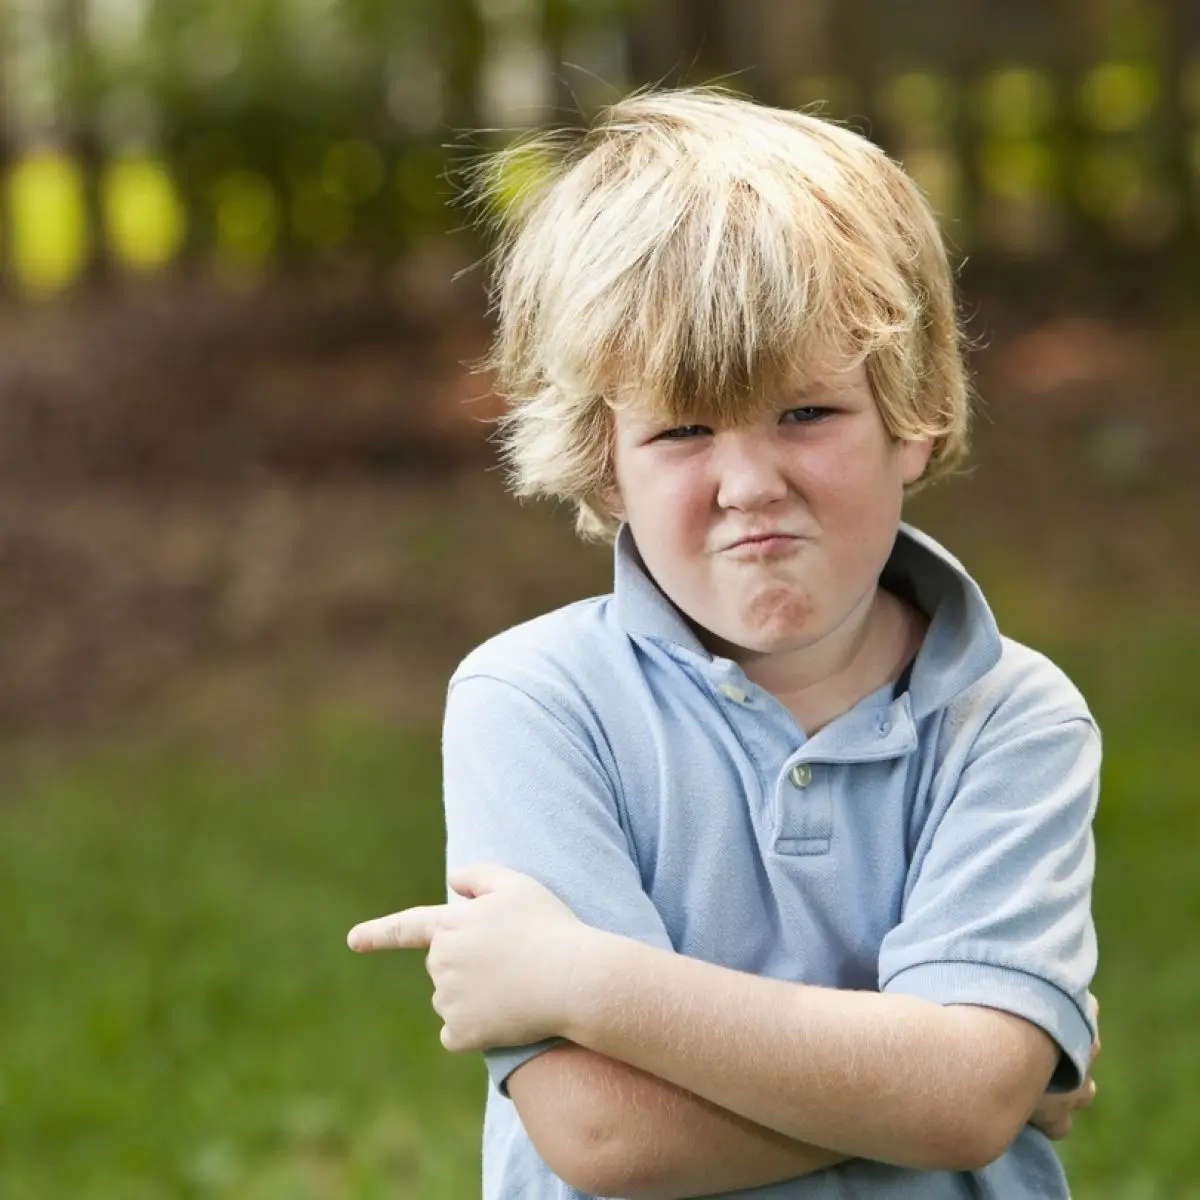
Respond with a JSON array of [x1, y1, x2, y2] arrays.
[[692, 597, 820, 659], [712, 622, 817, 659]]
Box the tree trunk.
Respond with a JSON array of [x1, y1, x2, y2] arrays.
[[742, 0, 832, 109], [439, 0, 486, 134], [538, 0, 577, 118], [55, 0, 110, 289], [829, 0, 882, 143], [1044, 0, 1102, 301], [1161, 0, 1199, 299], [0, 0, 12, 296], [948, 0, 984, 253], [626, 0, 730, 89], [678, 0, 729, 84]]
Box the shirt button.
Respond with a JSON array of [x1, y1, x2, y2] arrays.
[[788, 763, 813, 789], [718, 682, 748, 704], [878, 719, 892, 737]]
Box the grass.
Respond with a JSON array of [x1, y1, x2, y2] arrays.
[[1046, 623, 1200, 1196], [2, 608, 1198, 1197], [0, 719, 482, 1199]]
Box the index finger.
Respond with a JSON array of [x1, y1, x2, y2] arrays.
[[1088, 993, 1101, 1058], [347, 905, 447, 952]]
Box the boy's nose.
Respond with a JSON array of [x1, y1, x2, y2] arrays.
[[714, 432, 789, 511]]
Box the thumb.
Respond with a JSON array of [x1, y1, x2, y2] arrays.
[[447, 861, 527, 899], [347, 904, 447, 952]]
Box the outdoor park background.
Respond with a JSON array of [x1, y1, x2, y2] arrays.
[[0, 0, 1197, 1196]]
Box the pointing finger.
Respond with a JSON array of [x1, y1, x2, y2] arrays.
[[1086, 993, 1101, 1058], [347, 904, 447, 952]]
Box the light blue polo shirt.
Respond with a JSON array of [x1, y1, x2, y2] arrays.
[[443, 523, 1100, 1199]]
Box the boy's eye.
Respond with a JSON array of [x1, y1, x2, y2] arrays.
[[781, 406, 832, 424], [655, 424, 712, 440]]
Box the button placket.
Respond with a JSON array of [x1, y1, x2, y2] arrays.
[[788, 763, 812, 789], [774, 761, 832, 855]]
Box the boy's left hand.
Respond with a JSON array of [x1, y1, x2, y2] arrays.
[[347, 863, 585, 1051], [1028, 993, 1100, 1140]]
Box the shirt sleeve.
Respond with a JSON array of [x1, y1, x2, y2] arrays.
[[877, 714, 1100, 1091], [442, 671, 674, 1094]]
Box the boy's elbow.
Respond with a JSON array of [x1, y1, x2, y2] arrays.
[[510, 1049, 672, 1198], [913, 1008, 1060, 1171], [531, 1115, 666, 1198], [944, 1119, 1023, 1172], [531, 1115, 619, 1194], [913, 1094, 1030, 1171], [921, 1127, 1008, 1173]]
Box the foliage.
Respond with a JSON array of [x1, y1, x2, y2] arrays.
[[1, 0, 1197, 294]]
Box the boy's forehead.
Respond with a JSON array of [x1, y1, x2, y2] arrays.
[[611, 351, 868, 421]]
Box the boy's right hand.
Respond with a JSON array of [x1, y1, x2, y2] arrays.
[[1029, 994, 1100, 1141]]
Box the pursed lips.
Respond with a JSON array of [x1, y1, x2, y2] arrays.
[[718, 532, 806, 554]]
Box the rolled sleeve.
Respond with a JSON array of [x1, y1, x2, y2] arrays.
[[879, 716, 1101, 1090], [442, 672, 674, 1094]]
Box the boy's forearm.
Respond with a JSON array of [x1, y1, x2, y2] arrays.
[[615, 1095, 847, 1199], [515, 1044, 848, 1196], [562, 931, 1051, 1171]]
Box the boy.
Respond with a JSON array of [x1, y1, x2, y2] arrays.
[[349, 88, 1100, 1197]]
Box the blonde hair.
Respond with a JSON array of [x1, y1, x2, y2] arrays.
[[475, 87, 972, 541]]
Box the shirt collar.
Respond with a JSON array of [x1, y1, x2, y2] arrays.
[[612, 525, 711, 655], [612, 522, 1003, 719]]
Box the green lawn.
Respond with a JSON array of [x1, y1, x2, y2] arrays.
[[2, 616, 1198, 1198], [1, 721, 482, 1199]]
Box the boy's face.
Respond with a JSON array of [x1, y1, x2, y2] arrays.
[[611, 355, 932, 661]]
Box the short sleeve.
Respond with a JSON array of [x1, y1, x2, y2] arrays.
[[878, 716, 1100, 1091], [442, 672, 674, 1093]]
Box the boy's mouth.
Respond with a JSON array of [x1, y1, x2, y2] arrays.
[[722, 533, 804, 556]]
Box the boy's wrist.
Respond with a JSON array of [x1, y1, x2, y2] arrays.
[[561, 927, 641, 1045]]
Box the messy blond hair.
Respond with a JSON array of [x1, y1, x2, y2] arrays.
[[475, 87, 971, 542]]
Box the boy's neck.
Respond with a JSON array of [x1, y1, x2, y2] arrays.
[[732, 587, 926, 735]]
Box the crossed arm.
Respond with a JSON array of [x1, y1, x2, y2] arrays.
[[349, 865, 1098, 1197], [509, 1045, 848, 1198], [350, 681, 1100, 1195]]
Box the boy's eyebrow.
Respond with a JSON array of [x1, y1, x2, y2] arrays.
[[774, 383, 836, 407], [787, 371, 846, 395], [785, 371, 864, 400]]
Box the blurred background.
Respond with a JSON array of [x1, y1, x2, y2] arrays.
[[0, 0, 1196, 1196]]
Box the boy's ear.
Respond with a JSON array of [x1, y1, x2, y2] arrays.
[[598, 481, 626, 521], [899, 437, 935, 486]]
